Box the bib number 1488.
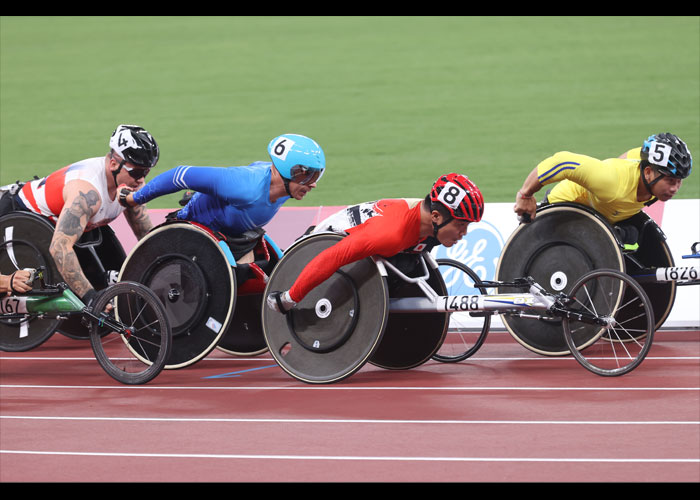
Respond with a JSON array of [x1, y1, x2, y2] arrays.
[[441, 295, 480, 311]]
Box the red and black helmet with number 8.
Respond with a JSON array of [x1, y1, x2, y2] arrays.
[[430, 173, 484, 223]]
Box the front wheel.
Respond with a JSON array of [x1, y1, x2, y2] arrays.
[[562, 269, 654, 377], [89, 281, 172, 385]]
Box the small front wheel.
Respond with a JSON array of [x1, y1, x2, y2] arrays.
[[89, 281, 172, 384], [562, 269, 654, 377]]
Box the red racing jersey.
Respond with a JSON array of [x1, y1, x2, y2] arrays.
[[288, 198, 430, 303]]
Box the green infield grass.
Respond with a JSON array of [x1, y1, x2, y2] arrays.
[[1, 16, 698, 208]]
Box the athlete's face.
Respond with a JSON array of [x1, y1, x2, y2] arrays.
[[109, 154, 149, 189], [435, 216, 470, 247], [287, 180, 316, 201], [646, 168, 683, 202]]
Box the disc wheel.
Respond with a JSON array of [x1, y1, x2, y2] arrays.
[[119, 221, 236, 369], [0, 239, 61, 351], [620, 211, 676, 332], [370, 252, 449, 370], [496, 203, 624, 355], [562, 269, 655, 377], [262, 233, 390, 384], [89, 281, 172, 385], [1, 214, 64, 350], [432, 259, 491, 363]]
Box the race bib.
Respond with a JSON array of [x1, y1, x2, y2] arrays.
[[648, 141, 672, 167], [437, 181, 467, 210], [269, 136, 296, 162], [1, 296, 28, 314]]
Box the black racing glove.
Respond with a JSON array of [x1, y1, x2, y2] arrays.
[[118, 186, 133, 207]]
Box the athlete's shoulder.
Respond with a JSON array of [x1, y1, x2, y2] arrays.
[[63, 157, 105, 181], [618, 147, 642, 160], [224, 162, 271, 183], [66, 156, 105, 171], [61, 157, 106, 188], [216, 162, 272, 204], [373, 198, 414, 212]]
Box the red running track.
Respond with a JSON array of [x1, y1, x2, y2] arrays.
[[1, 329, 698, 482]]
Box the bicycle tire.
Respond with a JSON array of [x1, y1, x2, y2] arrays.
[[89, 281, 172, 384], [432, 259, 491, 363]]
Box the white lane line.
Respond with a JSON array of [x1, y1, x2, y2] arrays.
[[0, 449, 697, 463], [2, 356, 698, 361], [1, 415, 698, 425], [1, 384, 698, 391]]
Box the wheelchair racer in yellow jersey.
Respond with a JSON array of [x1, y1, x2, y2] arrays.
[[513, 133, 693, 245]]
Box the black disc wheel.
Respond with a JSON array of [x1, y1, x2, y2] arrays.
[[119, 222, 236, 369], [496, 203, 624, 355], [89, 281, 172, 385], [1, 214, 63, 350], [262, 233, 390, 384]]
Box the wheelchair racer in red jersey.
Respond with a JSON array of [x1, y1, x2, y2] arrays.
[[267, 173, 484, 313]]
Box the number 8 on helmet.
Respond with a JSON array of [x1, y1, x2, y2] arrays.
[[429, 173, 484, 228]]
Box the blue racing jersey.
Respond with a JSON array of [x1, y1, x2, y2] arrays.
[[133, 161, 289, 236]]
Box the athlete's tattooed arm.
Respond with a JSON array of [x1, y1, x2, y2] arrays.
[[49, 184, 101, 299], [124, 203, 153, 240]]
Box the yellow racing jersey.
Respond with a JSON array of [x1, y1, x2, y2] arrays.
[[538, 147, 654, 223]]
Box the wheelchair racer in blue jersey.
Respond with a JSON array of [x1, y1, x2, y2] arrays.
[[121, 133, 325, 264]]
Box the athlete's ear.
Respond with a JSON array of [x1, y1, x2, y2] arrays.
[[107, 154, 119, 172], [431, 210, 444, 225]]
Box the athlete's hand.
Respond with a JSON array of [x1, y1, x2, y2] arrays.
[[266, 290, 297, 313], [4, 269, 33, 294], [514, 191, 537, 223], [117, 185, 136, 208]]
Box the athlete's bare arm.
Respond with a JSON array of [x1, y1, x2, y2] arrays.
[[123, 203, 153, 240], [49, 180, 101, 298], [513, 166, 541, 220]]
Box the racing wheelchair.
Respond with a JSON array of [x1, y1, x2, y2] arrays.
[[261, 231, 656, 384], [0, 267, 172, 385], [493, 202, 694, 356], [119, 219, 283, 369], [0, 210, 127, 342]]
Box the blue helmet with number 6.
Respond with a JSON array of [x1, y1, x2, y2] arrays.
[[640, 133, 692, 179], [268, 134, 326, 185]]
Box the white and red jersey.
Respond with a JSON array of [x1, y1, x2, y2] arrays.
[[18, 157, 124, 231]]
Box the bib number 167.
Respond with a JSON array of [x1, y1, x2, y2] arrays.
[[0, 296, 28, 314]]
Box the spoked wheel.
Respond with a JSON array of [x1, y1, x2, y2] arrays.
[[89, 281, 172, 385], [562, 269, 655, 377], [432, 259, 491, 363]]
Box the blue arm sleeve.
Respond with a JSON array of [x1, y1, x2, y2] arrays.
[[133, 165, 258, 205]]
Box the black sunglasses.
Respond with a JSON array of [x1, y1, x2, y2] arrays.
[[122, 164, 151, 180], [111, 153, 151, 180]]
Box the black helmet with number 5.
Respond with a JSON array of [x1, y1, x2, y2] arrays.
[[640, 133, 692, 179]]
